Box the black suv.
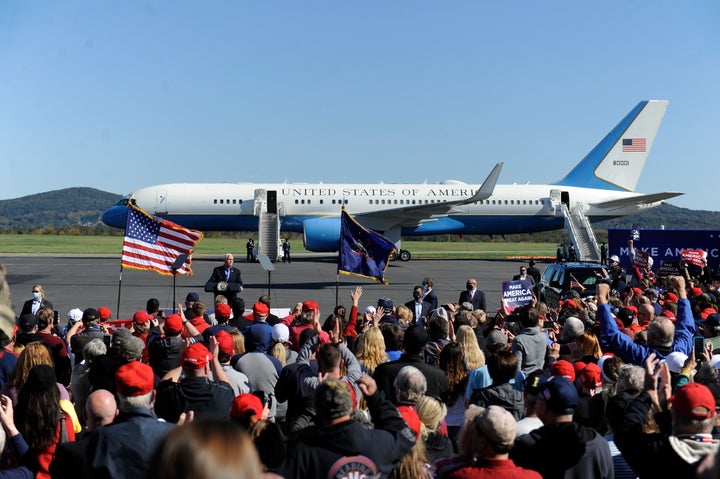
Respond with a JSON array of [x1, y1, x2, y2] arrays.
[[538, 262, 607, 308]]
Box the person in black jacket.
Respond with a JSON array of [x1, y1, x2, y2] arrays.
[[273, 375, 415, 479], [20, 284, 53, 317], [373, 324, 449, 404], [511, 376, 613, 478]]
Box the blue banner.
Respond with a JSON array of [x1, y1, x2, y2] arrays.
[[338, 208, 397, 284], [608, 228, 720, 274], [502, 280, 534, 310]]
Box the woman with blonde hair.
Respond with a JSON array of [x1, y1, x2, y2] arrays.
[[455, 325, 485, 371], [229, 329, 246, 356], [416, 395, 454, 462], [355, 326, 388, 375], [395, 305, 412, 329], [575, 331, 603, 360]]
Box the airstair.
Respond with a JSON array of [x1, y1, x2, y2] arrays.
[[254, 189, 281, 261], [561, 202, 601, 263]]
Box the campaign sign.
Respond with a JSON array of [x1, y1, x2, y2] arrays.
[[502, 280, 533, 310], [633, 249, 650, 268], [681, 249, 707, 267], [608, 229, 720, 272], [657, 260, 681, 277]]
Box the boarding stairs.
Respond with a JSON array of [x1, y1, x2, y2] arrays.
[[254, 189, 281, 261], [561, 203, 601, 263]]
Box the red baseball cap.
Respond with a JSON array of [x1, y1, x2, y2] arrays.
[[164, 314, 183, 334], [579, 363, 603, 390], [550, 360, 576, 382], [215, 330, 234, 356], [133, 311, 153, 324], [182, 342, 212, 369], [115, 361, 154, 397], [215, 303, 232, 320], [690, 287, 703, 297], [252, 302, 269, 316], [670, 382, 717, 420], [302, 300, 319, 313], [663, 292, 678, 303], [564, 299, 577, 309], [97, 306, 112, 321], [230, 393, 264, 420]]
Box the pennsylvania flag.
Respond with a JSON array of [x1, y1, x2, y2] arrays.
[[338, 207, 397, 284], [121, 205, 204, 276]]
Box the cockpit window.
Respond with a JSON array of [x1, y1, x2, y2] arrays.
[[116, 198, 136, 206]]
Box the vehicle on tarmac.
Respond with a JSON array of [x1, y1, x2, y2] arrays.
[[539, 262, 607, 308]]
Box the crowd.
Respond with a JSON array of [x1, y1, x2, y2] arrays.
[[3, 257, 720, 478]]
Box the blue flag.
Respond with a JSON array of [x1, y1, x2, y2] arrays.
[[338, 208, 397, 284]]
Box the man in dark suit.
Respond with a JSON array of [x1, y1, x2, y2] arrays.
[[421, 277, 439, 310], [458, 278, 486, 311], [404, 286, 433, 326], [20, 283, 53, 316], [206, 253, 244, 303]]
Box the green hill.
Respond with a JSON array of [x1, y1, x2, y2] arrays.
[[0, 188, 122, 231]]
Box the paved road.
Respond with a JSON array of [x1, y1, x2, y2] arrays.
[[0, 254, 545, 320]]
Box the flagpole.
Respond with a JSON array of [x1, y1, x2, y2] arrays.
[[116, 265, 123, 320]]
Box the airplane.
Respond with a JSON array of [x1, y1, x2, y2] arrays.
[[102, 100, 682, 261]]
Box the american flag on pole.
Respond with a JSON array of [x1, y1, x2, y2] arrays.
[[121, 205, 204, 276], [622, 138, 646, 152]]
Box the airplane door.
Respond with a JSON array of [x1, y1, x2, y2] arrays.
[[156, 190, 168, 215], [267, 191, 277, 214], [560, 191, 570, 208]]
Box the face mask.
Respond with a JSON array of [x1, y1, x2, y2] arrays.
[[413, 292, 422, 299], [33, 292, 40, 300], [466, 284, 473, 291]]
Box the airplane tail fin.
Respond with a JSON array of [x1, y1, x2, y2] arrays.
[[554, 100, 668, 192]]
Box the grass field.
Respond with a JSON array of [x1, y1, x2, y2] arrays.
[[0, 235, 556, 259]]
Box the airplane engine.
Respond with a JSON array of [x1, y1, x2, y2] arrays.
[[302, 217, 341, 252]]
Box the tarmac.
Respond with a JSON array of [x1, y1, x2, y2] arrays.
[[0, 254, 545, 321]]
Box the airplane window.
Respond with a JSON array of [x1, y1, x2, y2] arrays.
[[344, 199, 348, 204], [232, 199, 236, 204], [295, 200, 299, 204], [239, 199, 242, 204], [308, 200, 311, 204], [394, 200, 398, 204], [382, 200, 385, 205], [302, 200, 306, 204], [320, 200, 323, 204], [504, 200, 508, 205], [510, 200, 514, 205], [412, 200, 416, 205], [213, 199, 217, 204]]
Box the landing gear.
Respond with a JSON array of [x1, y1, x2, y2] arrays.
[[390, 249, 412, 261]]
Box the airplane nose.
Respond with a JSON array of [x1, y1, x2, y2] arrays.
[[101, 206, 128, 228]]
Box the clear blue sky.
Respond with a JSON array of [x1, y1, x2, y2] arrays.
[[1, 2, 718, 211]]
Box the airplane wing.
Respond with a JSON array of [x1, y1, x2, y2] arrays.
[[355, 163, 503, 230], [592, 191, 684, 210]]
